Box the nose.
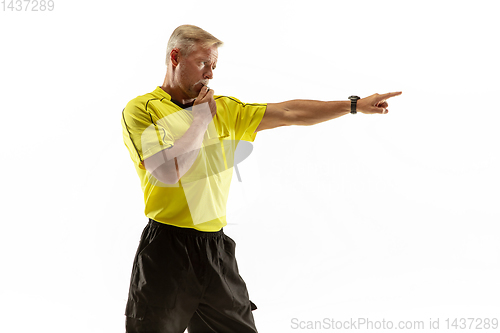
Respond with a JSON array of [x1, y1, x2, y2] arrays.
[[204, 67, 213, 80]]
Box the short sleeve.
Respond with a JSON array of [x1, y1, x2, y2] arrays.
[[218, 97, 267, 142], [121, 101, 174, 170]]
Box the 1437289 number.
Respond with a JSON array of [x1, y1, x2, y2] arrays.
[[2, 0, 55, 11]]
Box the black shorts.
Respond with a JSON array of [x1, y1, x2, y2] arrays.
[[125, 219, 258, 333]]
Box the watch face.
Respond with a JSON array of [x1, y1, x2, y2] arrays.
[[349, 96, 360, 101]]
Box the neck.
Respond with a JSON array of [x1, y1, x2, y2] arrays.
[[160, 71, 195, 105]]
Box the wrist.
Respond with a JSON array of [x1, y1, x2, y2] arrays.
[[348, 95, 361, 114]]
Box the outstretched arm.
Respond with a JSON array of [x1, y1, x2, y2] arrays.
[[254, 92, 402, 132]]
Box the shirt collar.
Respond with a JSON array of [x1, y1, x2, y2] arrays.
[[153, 86, 195, 108], [153, 86, 172, 100]]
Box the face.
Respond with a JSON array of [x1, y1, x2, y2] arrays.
[[176, 44, 218, 99]]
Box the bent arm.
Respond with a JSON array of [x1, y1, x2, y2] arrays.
[[144, 118, 208, 184]]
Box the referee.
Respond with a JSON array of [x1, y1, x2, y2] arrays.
[[121, 24, 401, 333]]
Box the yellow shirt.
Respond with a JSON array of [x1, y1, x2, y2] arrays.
[[121, 86, 267, 231]]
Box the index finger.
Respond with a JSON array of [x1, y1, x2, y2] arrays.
[[380, 91, 402, 100]]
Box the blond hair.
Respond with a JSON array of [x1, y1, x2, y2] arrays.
[[166, 25, 223, 65]]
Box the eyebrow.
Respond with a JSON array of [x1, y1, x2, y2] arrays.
[[199, 58, 215, 63]]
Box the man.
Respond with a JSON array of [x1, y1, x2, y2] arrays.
[[121, 24, 401, 333]]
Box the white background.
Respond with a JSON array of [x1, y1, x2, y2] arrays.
[[1, 0, 499, 332]]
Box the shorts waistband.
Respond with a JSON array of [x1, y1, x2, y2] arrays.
[[148, 218, 224, 238]]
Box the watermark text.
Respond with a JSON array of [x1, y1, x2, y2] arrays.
[[2, 0, 54, 11], [291, 317, 499, 330]]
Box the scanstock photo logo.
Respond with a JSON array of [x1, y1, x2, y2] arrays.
[[290, 317, 500, 330]]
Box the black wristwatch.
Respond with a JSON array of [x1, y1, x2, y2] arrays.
[[348, 95, 360, 114]]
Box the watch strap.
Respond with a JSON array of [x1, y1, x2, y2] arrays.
[[349, 95, 360, 114]]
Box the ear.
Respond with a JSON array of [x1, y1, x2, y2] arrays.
[[170, 48, 180, 67]]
